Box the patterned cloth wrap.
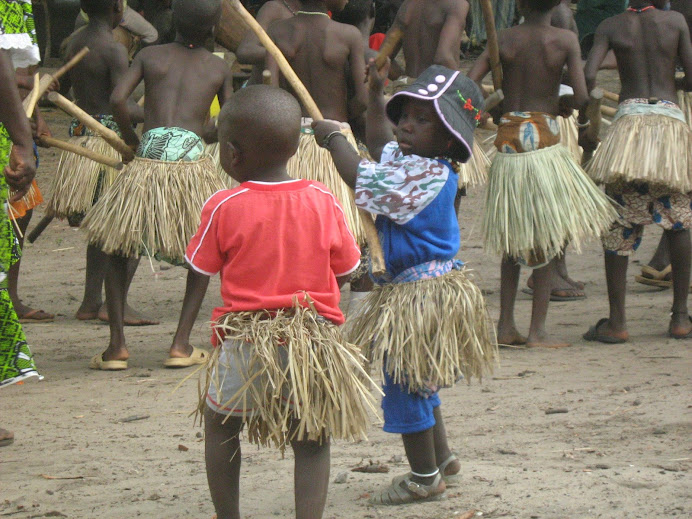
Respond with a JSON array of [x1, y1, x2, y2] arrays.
[[381, 259, 465, 398], [0, 0, 40, 68], [137, 126, 204, 161], [69, 114, 121, 138], [494, 111, 562, 153], [602, 101, 692, 255]]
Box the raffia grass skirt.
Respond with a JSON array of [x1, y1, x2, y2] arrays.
[[8, 180, 42, 219], [585, 114, 692, 192], [203, 142, 238, 189], [458, 139, 489, 188], [287, 128, 365, 245], [346, 268, 498, 393], [82, 155, 225, 261], [558, 111, 582, 163], [201, 303, 380, 450], [679, 90, 691, 125], [47, 136, 122, 218], [483, 144, 617, 265]]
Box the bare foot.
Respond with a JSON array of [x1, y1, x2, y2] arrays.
[[583, 318, 629, 344], [527, 331, 571, 349], [98, 304, 160, 326], [76, 302, 101, 321], [14, 301, 54, 322], [497, 326, 527, 346], [669, 312, 692, 339], [168, 342, 195, 358], [100, 344, 130, 362], [527, 273, 585, 300]]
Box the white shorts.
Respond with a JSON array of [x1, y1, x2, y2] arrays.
[[206, 338, 292, 416]]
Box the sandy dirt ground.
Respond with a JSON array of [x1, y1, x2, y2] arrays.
[[1, 67, 691, 519]]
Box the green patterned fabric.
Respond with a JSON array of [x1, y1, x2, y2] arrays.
[[0, 0, 40, 68], [0, 123, 40, 388], [137, 127, 204, 161]]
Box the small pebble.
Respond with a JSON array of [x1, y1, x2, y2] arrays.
[[333, 471, 349, 484]]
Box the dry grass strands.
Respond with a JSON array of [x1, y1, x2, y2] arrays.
[[200, 301, 380, 452], [483, 144, 618, 263], [287, 127, 365, 244], [678, 90, 691, 126], [82, 155, 225, 260], [457, 139, 490, 188], [558, 111, 583, 163], [585, 114, 692, 192], [347, 268, 498, 393], [204, 142, 238, 189], [47, 136, 122, 218]]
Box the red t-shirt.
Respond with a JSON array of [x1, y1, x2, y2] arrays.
[[369, 33, 386, 51], [185, 179, 361, 341]]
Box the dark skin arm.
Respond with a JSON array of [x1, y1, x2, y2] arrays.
[[0, 50, 36, 202], [111, 51, 145, 152], [235, 2, 285, 65], [347, 30, 368, 121], [679, 19, 692, 91], [312, 60, 393, 189], [583, 24, 611, 94], [433, 1, 468, 69]]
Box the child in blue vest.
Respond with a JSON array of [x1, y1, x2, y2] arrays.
[[313, 61, 498, 505]]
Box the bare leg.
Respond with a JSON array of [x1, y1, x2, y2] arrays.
[[291, 423, 330, 519], [666, 229, 692, 337], [98, 256, 159, 325], [204, 407, 243, 519], [432, 406, 459, 476], [526, 259, 570, 348], [497, 256, 526, 345], [75, 244, 108, 320], [402, 427, 438, 485], [526, 247, 585, 295], [586, 252, 630, 342], [646, 234, 670, 272], [8, 210, 53, 319], [170, 269, 210, 357], [101, 254, 129, 361]]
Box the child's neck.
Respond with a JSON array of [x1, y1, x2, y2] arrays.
[[628, 0, 654, 9], [87, 15, 114, 33], [253, 168, 293, 183], [174, 33, 206, 49], [523, 10, 553, 26], [298, 0, 329, 14]]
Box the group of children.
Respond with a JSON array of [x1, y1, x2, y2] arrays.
[[1, 0, 690, 516]]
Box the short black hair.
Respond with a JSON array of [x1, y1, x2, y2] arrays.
[[173, 0, 222, 43], [332, 0, 374, 27], [80, 0, 116, 16], [524, 0, 561, 12], [219, 85, 301, 164]]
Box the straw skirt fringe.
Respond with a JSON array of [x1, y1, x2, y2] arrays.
[[346, 268, 498, 393], [679, 90, 691, 125], [458, 139, 489, 188], [47, 136, 121, 218], [585, 114, 692, 192], [287, 130, 365, 244], [558, 111, 582, 163], [82, 155, 225, 260], [9, 180, 42, 219], [204, 142, 238, 189], [483, 144, 617, 265], [202, 303, 380, 450]]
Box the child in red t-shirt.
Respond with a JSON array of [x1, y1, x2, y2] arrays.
[[180, 85, 376, 519]]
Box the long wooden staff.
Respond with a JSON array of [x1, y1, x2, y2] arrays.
[[23, 47, 90, 116], [230, 0, 387, 276], [46, 91, 135, 162], [479, 0, 502, 91], [375, 27, 403, 70], [38, 136, 124, 169]]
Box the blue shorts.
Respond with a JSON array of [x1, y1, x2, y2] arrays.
[[381, 371, 441, 434]]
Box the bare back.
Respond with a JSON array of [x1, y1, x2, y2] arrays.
[[550, 1, 578, 35], [594, 10, 691, 103], [269, 15, 366, 122], [395, 0, 468, 77], [65, 24, 128, 115], [499, 23, 585, 114], [135, 44, 231, 135]]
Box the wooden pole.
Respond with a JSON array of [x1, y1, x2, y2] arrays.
[[46, 91, 135, 162], [23, 47, 90, 116], [479, 0, 502, 91], [38, 136, 124, 169], [262, 69, 272, 85], [602, 89, 619, 103], [27, 214, 54, 244], [600, 105, 616, 118], [582, 88, 603, 164], [374, 27, 403, 69], [229, 0, 387, 276]]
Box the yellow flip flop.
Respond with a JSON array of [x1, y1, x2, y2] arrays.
[[89, 354, 128, 371], [163, 347, 209, 368]]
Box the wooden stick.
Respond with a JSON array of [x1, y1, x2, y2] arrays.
[[46, 91, 135, 161], [38, 136, 124, 169], [24, 73, 40, 117], [601, 105, 616, 118], [582, 88, 603, 164], [484, 89, 504, 112], [375, 27, 403, 69], [479, 0, 502, 91], [262, 69, 272, 85], [27, 214, 54, 244], [602, 89, 619, 103], [229, 0, 387, 276], [23, 47, 90, 116]]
